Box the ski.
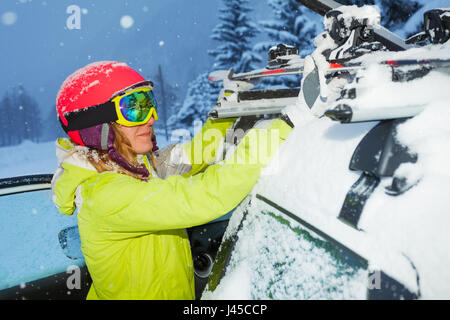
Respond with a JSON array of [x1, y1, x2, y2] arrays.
[[324, 59, 450, 123], [209, 58, 450, 120], [208, 65, 304, 82], [211, 58, 450, 85], [209, 46, 305, 83], [379, 58, 450, 68], [295, 0, 413, 51], [331, 58, 450, 81], [333, 58, 450, 69], [324, 103, 426, 123], [208, 89, 299, 119], [207, 1, 448, 121], [209, 104, 290, 119], [209, 59, 450, 120]]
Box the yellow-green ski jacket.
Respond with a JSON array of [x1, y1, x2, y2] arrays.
[[51, 118, 292, 300]]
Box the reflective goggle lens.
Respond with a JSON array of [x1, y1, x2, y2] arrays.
[[119, 90, 157, 123]]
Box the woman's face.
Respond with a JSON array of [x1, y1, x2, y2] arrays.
[[118, 117, 155, 154]]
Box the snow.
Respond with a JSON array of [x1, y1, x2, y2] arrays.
[[324, 5, 381, 33], [355, 41, 450, 62], [57, 61, 133, 113], [203, 260, 252, 300], [328, 43, 450, 123], [336, 65, 450, 113], [0, 140, 57, 179], [79, 79, 100, 96]]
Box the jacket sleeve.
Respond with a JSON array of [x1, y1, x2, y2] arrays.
[[81, 119, 292, 235], [53, 163, 98, 215], [51, 138, 100, 216]]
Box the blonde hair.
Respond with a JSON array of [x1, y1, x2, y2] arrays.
[[79, 123, 156, 181]]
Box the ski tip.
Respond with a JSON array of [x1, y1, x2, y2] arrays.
[[208, 74, 221, 82], [329, 62, 344, 69], [261, 68, 288, 75], [208, 70, 229, 82]]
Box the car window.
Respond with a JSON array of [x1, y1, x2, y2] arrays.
[[255, 210, 368, 299], [0, 189, 83, 291], [205, 196, 369, 299]]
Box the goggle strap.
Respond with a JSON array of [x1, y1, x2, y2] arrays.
[[61, 101, 118, 132]]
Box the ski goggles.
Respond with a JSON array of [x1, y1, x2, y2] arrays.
[[60, 82, 159, 132], [111, 87, 159, 126]]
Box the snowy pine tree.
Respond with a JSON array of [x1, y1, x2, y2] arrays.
[[0, 86, 42, 146], [375, 0, 422, 33], [338, 0, 375, 6], [15, 85, 42, 143], [256, 0, 321, 56], [209, 0, 262, 73], [177, 0, 261, 129], [41, 104, 66, 142], [0, 94, 12, 147], [174, 72, 219, 131], [152, 65, 178, 141], [255, 0, 322, 88]]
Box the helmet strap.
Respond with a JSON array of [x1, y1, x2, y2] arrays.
[[77, 123, 150, 178]]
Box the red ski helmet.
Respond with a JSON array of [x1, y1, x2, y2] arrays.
[[56, 61, 156, 177]]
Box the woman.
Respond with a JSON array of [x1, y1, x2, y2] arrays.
[[52, 61, 292, 299]]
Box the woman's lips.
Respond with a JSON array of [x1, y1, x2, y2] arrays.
[[138, 132, 151, 137]]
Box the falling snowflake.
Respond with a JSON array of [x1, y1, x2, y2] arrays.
[[1, 12, 18, 26], [120, 15, 134, 29]]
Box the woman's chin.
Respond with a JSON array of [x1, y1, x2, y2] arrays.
[[133, 141, 153, 154]]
